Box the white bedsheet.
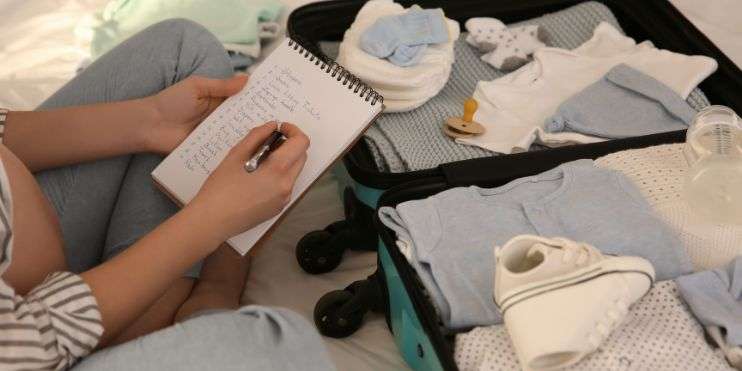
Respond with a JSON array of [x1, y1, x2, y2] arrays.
[[0, 0, 106, 109], [0, 1, 741, 370], [243, 172, 407, 371]]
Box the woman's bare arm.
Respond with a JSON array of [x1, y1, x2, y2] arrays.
[[3, 75, 247, 172], [81, 122, 308, 345], [81, 203, 224, 346], [4, 101, 155, 172]]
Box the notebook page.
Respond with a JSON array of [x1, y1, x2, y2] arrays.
[[152, 38, 381, 254]]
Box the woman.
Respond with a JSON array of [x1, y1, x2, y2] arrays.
[[0, 19, 334, 370]]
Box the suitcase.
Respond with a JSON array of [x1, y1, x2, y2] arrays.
[[287, 0, 742, 276], [288, 1, 742, 370]]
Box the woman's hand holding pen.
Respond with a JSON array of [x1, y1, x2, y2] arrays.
[[189, 121, 310, 241]]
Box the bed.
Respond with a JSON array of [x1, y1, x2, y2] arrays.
[[1, 1, 740, 370]]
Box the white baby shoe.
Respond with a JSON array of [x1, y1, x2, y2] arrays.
[[494, 235, 655, 370]]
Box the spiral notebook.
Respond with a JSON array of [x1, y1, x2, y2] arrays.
[[152, 38, 384, 255]]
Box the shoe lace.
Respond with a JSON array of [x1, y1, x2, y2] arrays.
[[551, 237, 601, 266]]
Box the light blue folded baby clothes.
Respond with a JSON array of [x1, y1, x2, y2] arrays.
[[379, 159, 692, 330], [545, 64, 697, 139], [359, 7, 449, 67]]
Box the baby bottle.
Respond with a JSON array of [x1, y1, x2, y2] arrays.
[[683, 105, 742, 224]]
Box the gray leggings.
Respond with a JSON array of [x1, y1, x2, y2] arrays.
[[35, 18, 234, 276], [74, 306, 334, 371], [33, 19, 333, 371]]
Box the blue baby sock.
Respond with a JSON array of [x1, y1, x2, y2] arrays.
[[360, 8, 448, 59], [388, 44, 427, 67], [361, 15, 403, 58]]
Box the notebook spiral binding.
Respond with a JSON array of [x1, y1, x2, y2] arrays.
[[288, 39, 383, 106]]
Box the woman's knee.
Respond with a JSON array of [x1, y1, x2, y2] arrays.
[[187, 306, 323, 347], [141, 19, 233, 79], [144, 18, 208, 42], [180, 306, 335, 370]]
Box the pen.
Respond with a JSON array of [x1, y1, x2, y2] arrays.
[[244, 130, 287, 172]]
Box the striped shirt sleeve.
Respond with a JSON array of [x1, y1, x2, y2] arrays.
[[0, 273, 103, 370], [0, 155, 103, 370]]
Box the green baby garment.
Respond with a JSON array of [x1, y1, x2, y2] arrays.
[[91, 0, 283, 58]]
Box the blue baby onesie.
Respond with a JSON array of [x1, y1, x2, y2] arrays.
[[545, 64, 697, 139], [379, 159, 691, 330], [677, 256, 742, 347]]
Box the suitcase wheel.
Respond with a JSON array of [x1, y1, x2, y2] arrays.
[[296, 188, 378, 274], [296, 227, 345, 274], [314, 289, 366, 338], [314, 274, 384, 338]]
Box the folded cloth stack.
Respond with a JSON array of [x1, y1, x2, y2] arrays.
[[223, 21, 282, 67], [337, 0, 460, 113], [379, 159, 692, 330], [322, 1, 712, 172], [89, 0, 283, 69], [455, 280, 734, 371], [465, 18, 548, 71]]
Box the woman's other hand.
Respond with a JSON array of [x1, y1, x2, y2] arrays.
[[189, 122, 309, 240], [145, 75, 249, 154]]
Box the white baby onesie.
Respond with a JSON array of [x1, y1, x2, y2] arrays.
[[459, 22, 717, 154]]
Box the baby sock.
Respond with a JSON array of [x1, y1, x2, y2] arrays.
[[510, 25, 548, 54], [464, 17, 507, 52], [388, 44, 428, 67], [482, 43, 530, 71], [465, 17, 548, 71], [360, 8, 449, 59], [482, 25, 547, 71]]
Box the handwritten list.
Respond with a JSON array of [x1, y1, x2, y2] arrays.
[[178, 63, 322, 176], [152, 38, 381, 255]]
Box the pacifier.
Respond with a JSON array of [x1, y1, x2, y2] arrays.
[[443, 98, 486, 139]]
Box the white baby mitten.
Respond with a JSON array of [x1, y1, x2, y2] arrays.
[[465, 17, 548, 71], [509, 25, 547, 54], [481, 42, 530, 71], [464, 17, 506, 52], [481, 25, 547, 71]]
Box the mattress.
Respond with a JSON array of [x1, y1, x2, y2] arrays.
[[0, 0, 739, 370]]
